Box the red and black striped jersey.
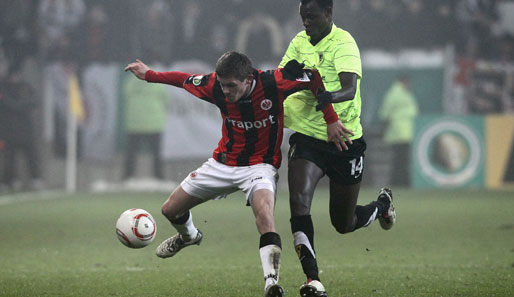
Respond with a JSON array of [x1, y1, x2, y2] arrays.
[[145, 68, 337, 168]]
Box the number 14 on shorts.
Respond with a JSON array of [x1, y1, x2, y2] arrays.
[[349, 156, 363, 178]]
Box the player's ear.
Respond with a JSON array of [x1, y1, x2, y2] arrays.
[[324, 7, 332, 20], [245, 74, 254, 84]]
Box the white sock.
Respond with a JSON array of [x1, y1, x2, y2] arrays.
[[260, 244, 281, 290], [171, 212, 198, 241]]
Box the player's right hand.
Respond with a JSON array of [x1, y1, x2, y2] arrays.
[[327, 120, 354, 151], [124, 59, 150, 80]]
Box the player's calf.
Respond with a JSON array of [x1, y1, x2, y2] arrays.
[[260, 232, 283, 296]]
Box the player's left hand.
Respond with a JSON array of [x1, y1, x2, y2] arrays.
[[316, 89, 333, 111], [327, 120, 354, 151], [282, 60, 305, 80]]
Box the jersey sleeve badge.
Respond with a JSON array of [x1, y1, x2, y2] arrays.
[[187, 75, 209, 86]]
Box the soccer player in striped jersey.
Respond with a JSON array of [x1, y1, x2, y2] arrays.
[[279, 1, 397, 296], [125, 51, 351, 297]]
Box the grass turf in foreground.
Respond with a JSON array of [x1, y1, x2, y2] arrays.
[[0, 188, 513, 296]]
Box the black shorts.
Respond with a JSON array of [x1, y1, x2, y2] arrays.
[[288, 133, 366, 185]]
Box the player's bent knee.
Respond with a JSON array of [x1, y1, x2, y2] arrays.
[[289, 193, 314, 215], [161, 203, 176, 218], [161, 199, 182, 219], [290, 200, 311, 216], [255, 208, 274, 223], [254, 209, 275, 233], [331, 221, 354, 234]]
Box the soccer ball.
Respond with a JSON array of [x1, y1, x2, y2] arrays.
[[116, 208, 156, 248]]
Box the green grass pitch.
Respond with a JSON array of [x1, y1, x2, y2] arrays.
[[1, 188, 513, 297]]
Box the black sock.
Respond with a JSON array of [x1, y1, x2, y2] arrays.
[[354, 202, 380, 230], [291, 215, 320, 281], [170, 211, 190, 224], [259, 232, 282, 249]]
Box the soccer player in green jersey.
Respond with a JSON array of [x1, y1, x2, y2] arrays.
[[279, 1, 397, 296]]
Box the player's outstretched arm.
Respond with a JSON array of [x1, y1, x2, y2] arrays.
[[124, 59, 150, 80], [315, 73, 358, 111]]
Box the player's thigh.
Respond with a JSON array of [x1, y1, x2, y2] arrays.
[[236, 163, 278, 206], [251, 188, 275, 216], [288, 158, 325, 195], [326, 138, 366, 223], [288, 158, 325, 216], [287, 135, 327, 214], [180, 158, 239, 201]]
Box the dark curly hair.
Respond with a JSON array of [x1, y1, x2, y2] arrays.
[[300, 0, 333, 9]]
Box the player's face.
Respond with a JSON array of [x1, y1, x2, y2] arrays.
[[217, 75, 253, 103], [299, 1, 332, 40]]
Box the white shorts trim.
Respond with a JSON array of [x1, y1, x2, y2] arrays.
[[180, 158, 278, 205]]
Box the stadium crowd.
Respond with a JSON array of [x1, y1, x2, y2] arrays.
[[1, 0, 513, 65], [1, 0, 513, 110]]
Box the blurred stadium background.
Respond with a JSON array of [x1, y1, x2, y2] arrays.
[[1, 1, 514, 296], [1, 0, 513, 192]]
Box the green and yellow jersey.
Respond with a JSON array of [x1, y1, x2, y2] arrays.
[[279, 23, 363, 141]]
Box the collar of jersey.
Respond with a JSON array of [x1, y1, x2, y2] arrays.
[[242, 79, 256, 100]]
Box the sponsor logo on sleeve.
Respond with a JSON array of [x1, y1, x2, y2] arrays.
[[192, 76, 204, 86]]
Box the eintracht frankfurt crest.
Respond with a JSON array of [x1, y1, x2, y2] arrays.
[[261, 99, 272, 110]]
